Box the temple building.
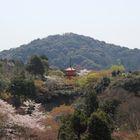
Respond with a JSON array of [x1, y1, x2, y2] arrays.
[[65, 66, 76, 80]]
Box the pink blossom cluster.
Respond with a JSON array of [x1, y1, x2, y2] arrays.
[[0, 99, 45, 131]]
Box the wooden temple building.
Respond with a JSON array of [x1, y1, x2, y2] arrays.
[[65, 67, 76, 80], [65, 58, 76, 80]]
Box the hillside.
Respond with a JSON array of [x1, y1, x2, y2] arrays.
[[0, 56, 140, 139], [0, 33, 140, 70]]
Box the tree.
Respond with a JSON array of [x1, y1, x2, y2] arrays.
[[40, 55, 49, 75], [84, 90, 99, 117], [110, 65, 125, 72], [101, 99, 121, 119], [95, 77, 110, 94], [26, 55, 45, 76], [8, 77, 36, 107], [110, 65, 125, 77], [71, 110, 87, 140], [0, 80, 6, 93], [87, 111, 111, 140], [58, 111, 87, 140], [123, 77, 140, 96], [58, 114, 77, 140]]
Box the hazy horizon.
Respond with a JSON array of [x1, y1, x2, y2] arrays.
[[0, 0, 140, 51]]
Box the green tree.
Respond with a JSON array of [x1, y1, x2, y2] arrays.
[[26, 55, 45, 76], [110, 65, 125, 72], [85, 90, 99, 117], [58, 114, 77, 140], [71, 110, 87, 140], [95, 77, 110, 94], [101, 99, 121, 119], [0, 80, 7, 93], [40, 55, 49, 75], [110, 65, 125, 77], [8, 77, 36, 107], [123, 77, 140, 96], [87, 111, 112, 140], [58, 111, 87, 140]]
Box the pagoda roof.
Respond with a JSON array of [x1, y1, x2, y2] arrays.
[[65, 67, 76, 71]]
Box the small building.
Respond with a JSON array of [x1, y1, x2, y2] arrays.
[[65, 67, 76, 80]]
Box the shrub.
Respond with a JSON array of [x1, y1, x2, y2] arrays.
[[8, 77, 36, 107], [87, 111, 112, 140], [84, 90, 99, 117], [26, 55, 45, 76]]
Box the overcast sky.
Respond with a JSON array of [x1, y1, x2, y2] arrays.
[[0, 0, 140, 51]]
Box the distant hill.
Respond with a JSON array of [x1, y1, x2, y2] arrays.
[[0, 33, 140, 70]]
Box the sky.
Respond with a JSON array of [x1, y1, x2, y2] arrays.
[[0, 0, 140, 51]]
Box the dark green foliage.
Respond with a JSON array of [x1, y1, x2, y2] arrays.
[[40, 55, 48, 60], [26, 55, 45, 76], [0, 80, 7, 93], [122, 77, 140, 96], [9, 77, 36, 99], [1, 33, 140, 70], [70, 110, 87, 140], [112, 71, 117, 77], [101, 99, 121, 119], [40, 56, 49, 75], [58, 111, 87, 140], [87, 111, 111, 140], [58, 114, 78, 140], [95, 77, 110, 94], [111, 70, 121, 77], [85, 90, 99, 117]]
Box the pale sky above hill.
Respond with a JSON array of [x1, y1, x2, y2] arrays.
[[0, 0, 140, 51]]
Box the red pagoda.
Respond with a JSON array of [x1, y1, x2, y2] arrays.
[[65, 67, 76, 80], [65, 58, 76, 80]]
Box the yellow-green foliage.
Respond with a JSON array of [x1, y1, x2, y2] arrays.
[[110, 65, 125, 72], [87, 72, 101, 81], [0, 92, 11, 100], [77, 76, 88, 88], [77, 71, 110, 88], [64, 77, 78, 86], [48, 70, 64, 77]]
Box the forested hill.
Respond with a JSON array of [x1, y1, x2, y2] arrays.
[[0, 33, 140, 70]]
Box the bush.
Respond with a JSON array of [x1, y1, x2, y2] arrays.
[[87, 111, 112, 140], [8, 77, 36, 107], [58, 114, 77, 140], [95, 77, 110, 94], [0, 80, 7, 93], [70, 110, 87, 140], [26, 55, 45, 76], [101, 99, 121, 119], [58, 110, 87, 140], [84, 90, 99, 117], [122, 77, 140, 96]]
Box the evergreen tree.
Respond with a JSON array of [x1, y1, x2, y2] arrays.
[[58, 114, 77, 140], [85, 90, 99, 117], [26, 55, 45, 76], [71, 110, 87, 140], [87, 111, 111, 140], [8, 77, 36, 107], [58, 111, 87, 140]]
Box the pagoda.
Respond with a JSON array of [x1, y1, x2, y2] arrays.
[[65, 58, 76, 80]]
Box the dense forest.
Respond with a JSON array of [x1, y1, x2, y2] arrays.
[[0, 33, 140, 70], [0, 55, 140, 140]]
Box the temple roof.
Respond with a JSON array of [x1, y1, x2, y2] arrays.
[[65, 67, 76, 71]]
